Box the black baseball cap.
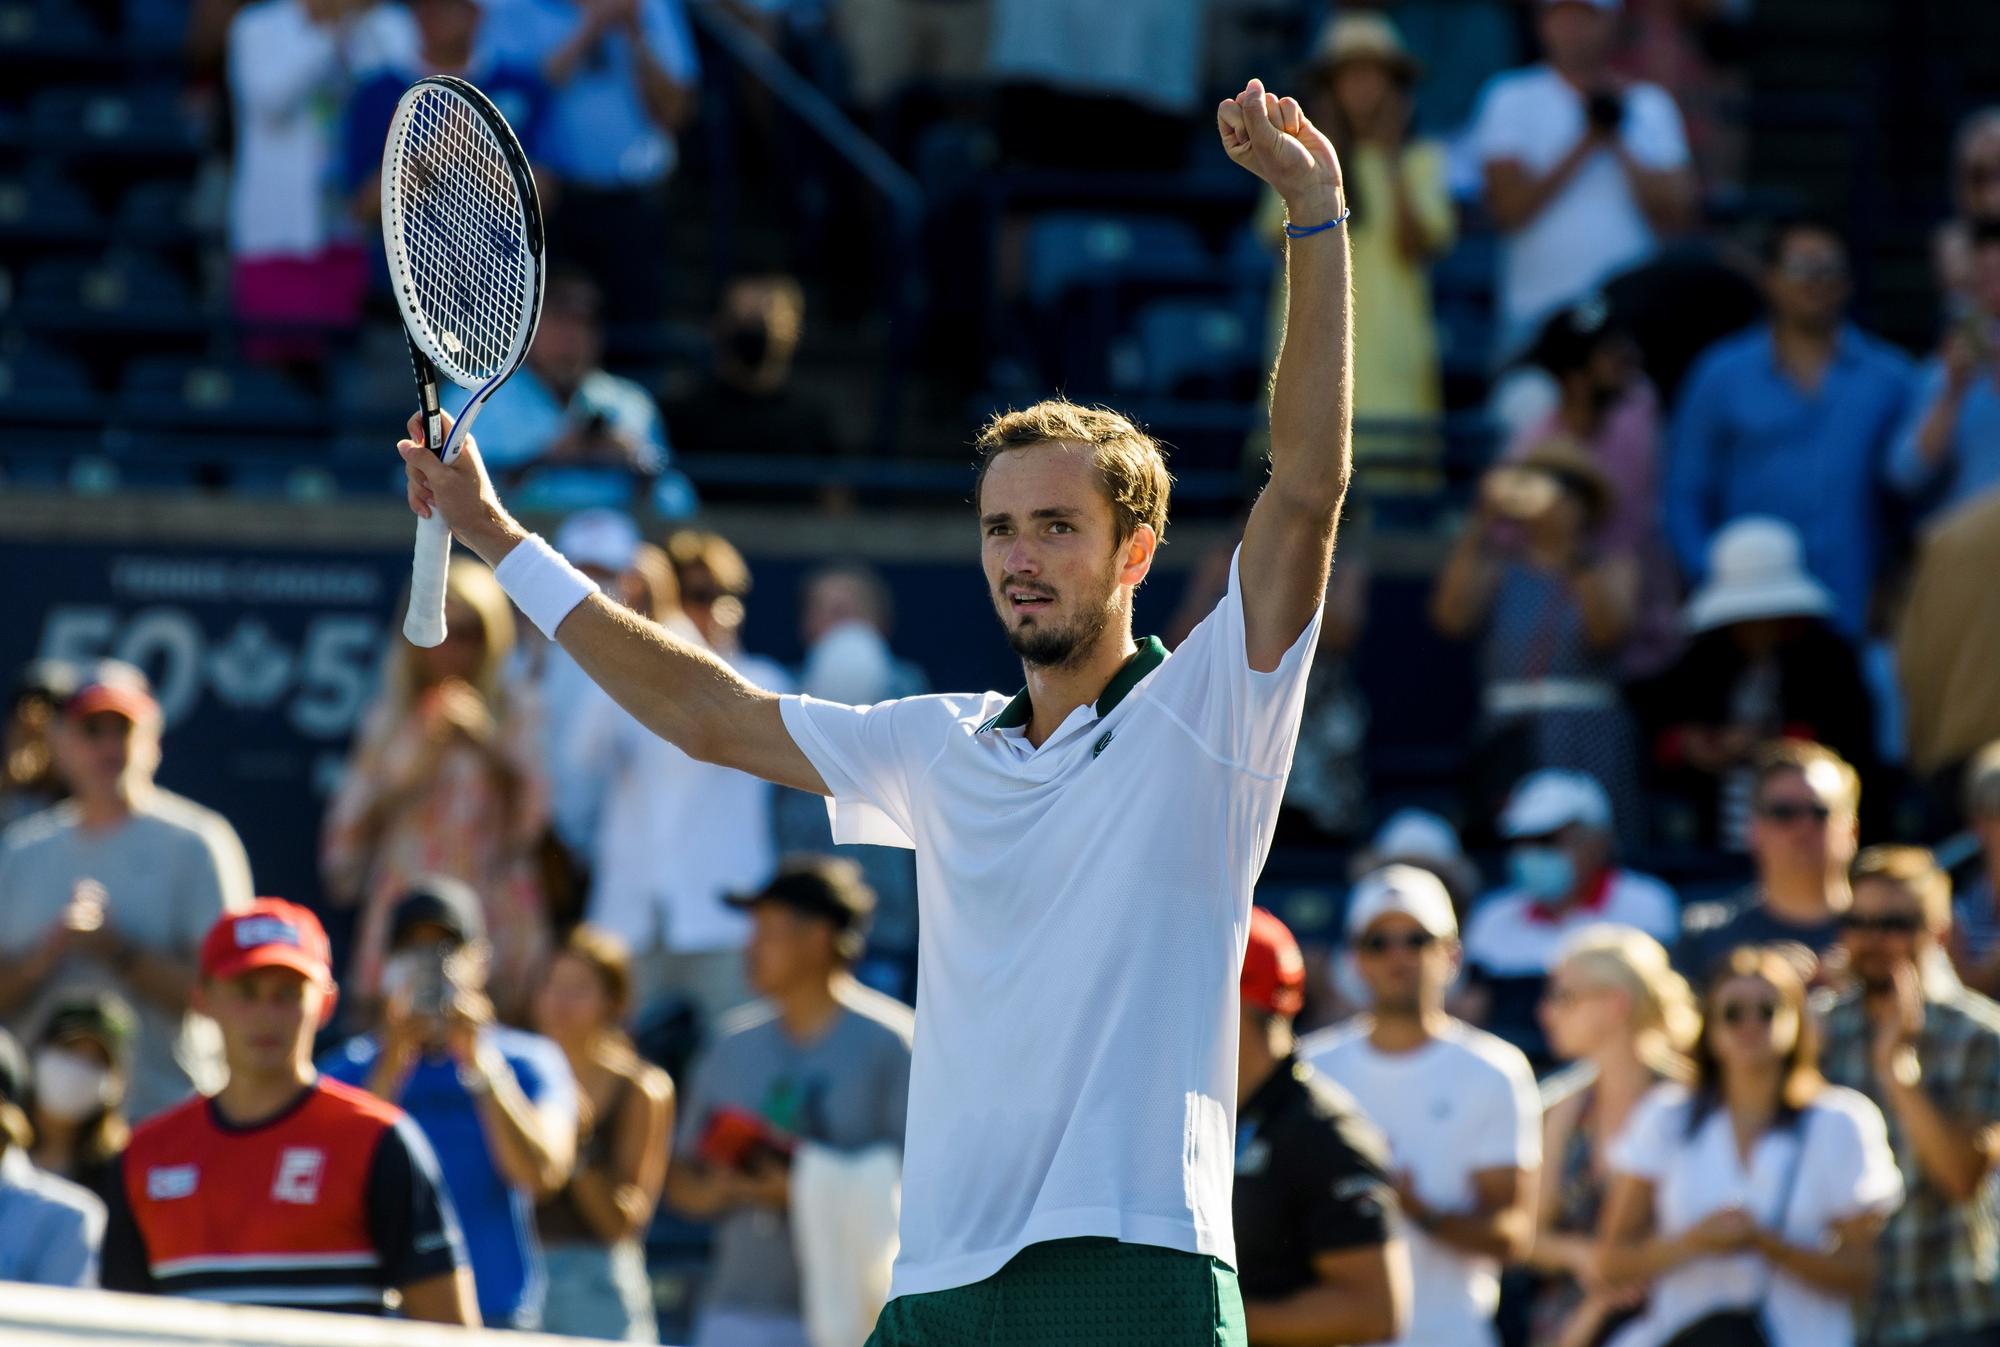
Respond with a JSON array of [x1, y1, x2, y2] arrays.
[[388, 875, 486, 950], [36, 990, 138, 1072], [727, 858, 876, 938]]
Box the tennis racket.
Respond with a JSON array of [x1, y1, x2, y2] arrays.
[[381, 75, 545, 648]]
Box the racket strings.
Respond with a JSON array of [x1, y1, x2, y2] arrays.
[[390, 87, 531, 385]]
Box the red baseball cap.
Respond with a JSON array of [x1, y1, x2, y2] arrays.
[[65, 678, 160, 725], [200, 899, 334, 989], [1242, 907, 1307, 1017]]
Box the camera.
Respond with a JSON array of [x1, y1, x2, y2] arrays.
[[1587, 90, 1625, 134], [385, 943, 457, 1022]]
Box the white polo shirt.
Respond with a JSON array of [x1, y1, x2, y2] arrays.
[[779, 550, 1320, 1300], [1462, 868, 1681, 977]]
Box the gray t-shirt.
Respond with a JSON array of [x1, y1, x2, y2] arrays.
[[676, 980, 913, 1317], [0, 792, 253, 1119]]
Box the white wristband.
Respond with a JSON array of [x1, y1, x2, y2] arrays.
[[493, 533, 596, 639]]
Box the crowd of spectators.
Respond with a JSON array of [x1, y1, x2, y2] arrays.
[[13, 1, 2000, 1345]]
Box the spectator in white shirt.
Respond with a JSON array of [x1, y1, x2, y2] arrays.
[[1461, 769, 1679, 1069], [226, 0, 417, 353], [1304, 865, 1542, 1347], [564, 527, 782, 1036], [1598, 945, 1903, 1347], [1469, 0, 1696, 360]]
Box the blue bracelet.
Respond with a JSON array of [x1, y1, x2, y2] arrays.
[[1283, 209, 1352, 238]]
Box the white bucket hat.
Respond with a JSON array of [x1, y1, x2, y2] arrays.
[[1685, 516, 1833, 634]]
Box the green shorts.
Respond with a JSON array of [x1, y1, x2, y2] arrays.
[[864, 1238, 1247, 1347]]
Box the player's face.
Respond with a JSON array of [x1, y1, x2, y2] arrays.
[[205, 968, 323, 1079], [979, 444, 1133, 669]]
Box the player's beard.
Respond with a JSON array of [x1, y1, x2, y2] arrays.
[[997, 563, 1121, 670]]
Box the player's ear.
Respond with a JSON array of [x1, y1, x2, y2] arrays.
[[190, 979, 212, 1017], [1118, 524, 1158, 588]]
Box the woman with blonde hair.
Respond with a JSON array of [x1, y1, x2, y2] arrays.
[[1597, 946, 1902, 1347], [323, 557, 551, 1016], [1527, 925, 1695, 1347], [533, 926, 674, 1342]]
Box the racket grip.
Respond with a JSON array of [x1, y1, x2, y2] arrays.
[[403, 512, 453, 648]]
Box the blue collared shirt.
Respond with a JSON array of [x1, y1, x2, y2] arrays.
[[1889, 356, 2000, 519], [0, 1147, 104, 1287], [1665, 323, 1915, 633], [483, 0, 699, 187]]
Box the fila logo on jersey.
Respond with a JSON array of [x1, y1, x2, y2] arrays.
[[147, 1164, 198, 1200], [272, 1148, 328, 1204]]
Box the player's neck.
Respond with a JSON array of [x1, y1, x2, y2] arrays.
[[214, 1064, 315, 1128], [1019, 628, 1140, 748]]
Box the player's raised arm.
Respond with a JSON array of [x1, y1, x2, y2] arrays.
[[1220, 77, 1354, 671], [397, 413, 828, 796]]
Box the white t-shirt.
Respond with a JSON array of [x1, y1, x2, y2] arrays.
[[226, 0, 417, 259], [1606, 1082, 1903, 1347], [1470, 65, 1690, 353], [1463, 869, 1681, 976], [1301, 1021, 1542, 1347], [568, 642, 788, 955], [778, 550, 1320, 1300]]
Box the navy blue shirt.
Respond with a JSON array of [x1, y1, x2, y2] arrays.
[[1665, 324, 1915, 633], [321, 1028, 575, 1329]]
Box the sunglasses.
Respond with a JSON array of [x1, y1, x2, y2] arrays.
[[1757, 800, 1832, 825], [77, 717, 135, 742], [1780, 259, 1847, 282], [1716, 998, 1779, 1026], [1357, 930, 1436, 956], [1540, 982, 1602, 1008], [1840, 911, 1924, 935]]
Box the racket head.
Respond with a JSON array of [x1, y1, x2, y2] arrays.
[[382, 75, 546, 398]]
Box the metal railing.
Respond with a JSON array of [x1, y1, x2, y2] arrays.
[[687, 2, 925, 453]]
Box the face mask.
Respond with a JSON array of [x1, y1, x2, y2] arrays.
[[33, 1048, 113, 1122], [1510, 846, 1577, 901]]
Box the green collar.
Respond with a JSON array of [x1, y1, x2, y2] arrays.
[[978, 636, 1167, 733]]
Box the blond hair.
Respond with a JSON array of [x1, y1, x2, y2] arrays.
[[1554, 924, 1697, 1079], [1755, 738, 1861, 816], [382, 558, 518, 716], [973, 400, 1173, 544]]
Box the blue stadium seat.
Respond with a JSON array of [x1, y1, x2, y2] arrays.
[[1121, 297, 1262, 399], [116, 355, 316, 430], [20, 252, 193, 325], [0, 0, 105, 57], [116, 180, 198, 245], [29, 85, 200, 157], [0, 171, 102, 241], [0, 348, 93, 421], [1022, 213, 1212, 310]]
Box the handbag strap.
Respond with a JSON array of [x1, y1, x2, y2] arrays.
[[1753, 1106, 1815, 1307]]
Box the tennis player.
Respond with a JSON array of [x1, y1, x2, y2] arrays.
[[400, 77, 1351, 1347]]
